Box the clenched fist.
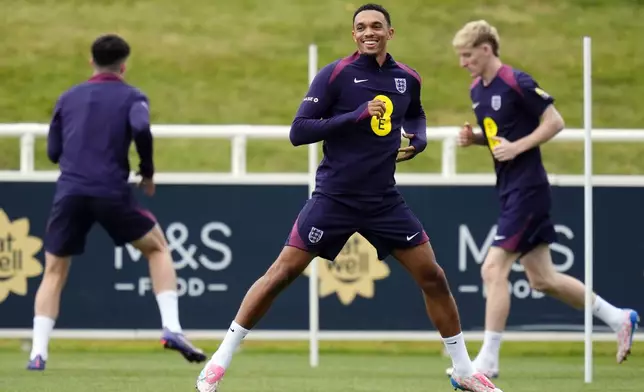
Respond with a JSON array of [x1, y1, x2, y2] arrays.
[[367, 99, 386, 118], [457, 122, 475, 147]]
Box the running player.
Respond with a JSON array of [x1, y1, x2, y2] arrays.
[[26, 34, 206, 371], [196, 4, 503, 392], [446, 19, 639, 378]]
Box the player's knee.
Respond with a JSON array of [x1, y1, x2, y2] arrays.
[[133, 225, 167, 257], [481, 257, 511, 285], [417, 264, 449, 296], [41, 253, 70, 291], [44, 253, 70, 276], [481, 262, 499, 284]]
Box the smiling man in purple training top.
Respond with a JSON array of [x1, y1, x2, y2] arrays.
[[196, 4, 503, 392]]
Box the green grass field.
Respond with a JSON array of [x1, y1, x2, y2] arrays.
[[1, 0, 643, 175], [0, 340, 641, 391]]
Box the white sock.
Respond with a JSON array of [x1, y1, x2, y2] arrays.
[[475, 330, 503, 369], [211, 321, 250, 369], [443, 332, 476, 377], [30, 316, 55, 360], [593, 295, 624, 331], [156, 290, 182, 333]]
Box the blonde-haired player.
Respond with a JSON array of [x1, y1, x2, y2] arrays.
[[446, 20, 639, 378]]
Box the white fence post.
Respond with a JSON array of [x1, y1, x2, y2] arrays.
[[20, 133, 35, 173], [441, 136, 457, 177], [231, 135, 247, 175]]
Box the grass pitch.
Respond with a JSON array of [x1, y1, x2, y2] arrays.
[[0, 0, 643, 175], [0, 340, 642, 392]]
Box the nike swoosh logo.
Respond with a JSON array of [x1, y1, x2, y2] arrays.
[[354, 78, 368, 83], [472, 102, 480, 109], [407, 232, 420, 241], [494, 235, 505, 241]]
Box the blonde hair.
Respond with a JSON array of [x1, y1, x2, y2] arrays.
[[452, 20, 500, 56]]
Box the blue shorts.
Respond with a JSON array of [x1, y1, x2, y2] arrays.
[[493, 185, 557, 255], [44, 194, 157, 257], [285, 193, 429, 261]]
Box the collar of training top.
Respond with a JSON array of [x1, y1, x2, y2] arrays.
[[352, 51, 397, 69], [88, 73, 124, 82]]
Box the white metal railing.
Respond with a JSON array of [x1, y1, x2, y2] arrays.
[[2, 123, 644, 177]]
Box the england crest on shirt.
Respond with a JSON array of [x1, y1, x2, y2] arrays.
[[308, 227, 324, 244], [394, 78, 407, 93], [491, 95, 502, 111]]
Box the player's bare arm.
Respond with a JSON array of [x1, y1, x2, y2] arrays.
[[470, 134, 487, 146], [491, 105, 564, 161], [513, 104, 565, 152]]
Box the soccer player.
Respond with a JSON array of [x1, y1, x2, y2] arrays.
[[195, 4, 503, 392], [446, 20, 639, 378], [26, 34, 206, 371]]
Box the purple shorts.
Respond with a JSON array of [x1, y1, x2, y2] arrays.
[[493, 186, 557, 255], [45, 194, 156, 257], [285, 193, 429, 261]]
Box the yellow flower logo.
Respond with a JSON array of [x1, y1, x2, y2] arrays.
[[0, 209, 43, 303], [303, 233, 390, 305]]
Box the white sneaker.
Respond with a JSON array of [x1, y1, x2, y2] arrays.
[[195, 360, 225, 392], [446, 356, 499, 379], [450, 372, 503, 392]]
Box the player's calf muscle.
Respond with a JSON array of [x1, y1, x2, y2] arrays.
[[525, 275, 556, 294]]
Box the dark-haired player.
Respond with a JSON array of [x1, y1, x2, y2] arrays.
[[196, 5, 503, 392], [26, 34, 206, 371], [446, 19, 639, 379]]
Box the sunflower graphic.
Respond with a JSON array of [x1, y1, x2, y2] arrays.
[[0, 209, 43, 304], [303, 232, 390, 305]]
